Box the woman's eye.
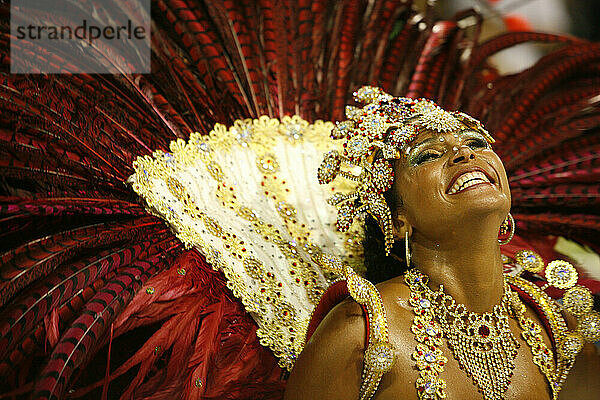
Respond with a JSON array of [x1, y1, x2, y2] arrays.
[[466, 138, 489, 149], [413, 150, 442, 165]]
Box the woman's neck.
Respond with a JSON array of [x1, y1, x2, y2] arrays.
[[409, 226, 505, 313]]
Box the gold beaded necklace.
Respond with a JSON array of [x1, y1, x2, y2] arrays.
[[405, 269, 557, 400]]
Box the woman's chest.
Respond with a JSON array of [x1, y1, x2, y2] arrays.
[[377, 317, 554, 400]]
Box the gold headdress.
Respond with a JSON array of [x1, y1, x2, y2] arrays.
[[318, 86, 494, 255]]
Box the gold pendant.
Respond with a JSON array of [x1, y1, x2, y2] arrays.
[[443, 310, 519, 400]]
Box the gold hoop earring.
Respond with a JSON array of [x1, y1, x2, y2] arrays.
[[498, 213, 515, 245], [405, 231, 411, 268]]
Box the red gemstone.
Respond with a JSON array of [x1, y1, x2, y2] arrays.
[[478, 325, 490, 338]]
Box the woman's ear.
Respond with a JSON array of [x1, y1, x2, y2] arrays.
[[391, 213, 412, 241]]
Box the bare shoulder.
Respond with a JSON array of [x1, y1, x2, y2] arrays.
[[284, 276, 416, 400], [561, 342, 600, 399], [376, 275, 414, 332], [284, 297, 365, 400]]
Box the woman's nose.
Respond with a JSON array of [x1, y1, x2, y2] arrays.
[[451, 145, 475, 164]]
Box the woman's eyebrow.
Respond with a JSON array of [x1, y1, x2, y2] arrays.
[[408, 129, 482, 155], [409, 137, 438, 153], [457, 129, 480, 138], [408, 130, 482, 156]]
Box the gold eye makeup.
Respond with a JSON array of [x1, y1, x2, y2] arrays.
[[408, 130, 491, 166]]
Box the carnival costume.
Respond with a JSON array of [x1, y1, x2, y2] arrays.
[[1, 1, 600, 399]]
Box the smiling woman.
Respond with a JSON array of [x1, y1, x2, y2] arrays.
[[285, 88, 600, 400]]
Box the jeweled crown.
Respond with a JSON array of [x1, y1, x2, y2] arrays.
[[318, 86, 493, 255]]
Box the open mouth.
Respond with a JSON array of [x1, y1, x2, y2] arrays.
[[447, 169, 494, 194]]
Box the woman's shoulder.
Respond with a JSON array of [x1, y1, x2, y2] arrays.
[[313, 274, 414, 341], [315, 275, 414, 342], [310, 295, 366, 344], [376, 275, 414, 321], [284, 296, 366, 399], [305, 275, 414, 344], [284, 275, 415, 399]]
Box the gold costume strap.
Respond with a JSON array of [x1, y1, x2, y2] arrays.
[[318, 255, 395, 400], [507, 275, 575, 399]]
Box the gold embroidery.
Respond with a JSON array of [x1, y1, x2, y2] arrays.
[[130, 116, 361, 370]]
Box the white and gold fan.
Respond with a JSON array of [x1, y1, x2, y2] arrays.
[[129, 115, 363, 369]]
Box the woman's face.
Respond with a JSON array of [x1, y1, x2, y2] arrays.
[[390, 128, 511, 241]]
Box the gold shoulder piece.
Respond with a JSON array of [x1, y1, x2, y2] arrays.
[[318, 254, 395, 400], [347, 269, 395, 400], [507, 275, 576, 399]]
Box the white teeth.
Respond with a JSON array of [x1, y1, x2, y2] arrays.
[[448, 171, 491, 194]]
